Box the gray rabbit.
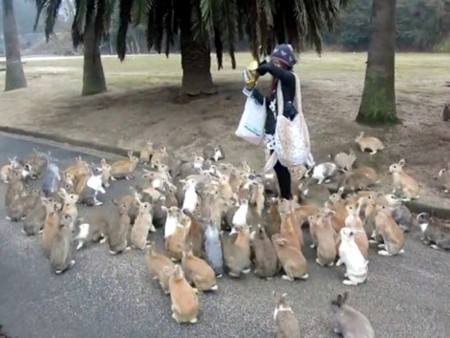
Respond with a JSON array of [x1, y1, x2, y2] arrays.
[[204, 223, 224, 277], [331, 292, 374, 338], [42, 154, 61, 197]]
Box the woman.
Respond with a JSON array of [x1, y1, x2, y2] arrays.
[[243, 44, 311, 199]]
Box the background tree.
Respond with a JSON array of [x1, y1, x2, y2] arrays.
[[2, 0, 27, 91], [357, 0, 399, 124], [34, 0, 115, 95], [116, 0, 349, 99]]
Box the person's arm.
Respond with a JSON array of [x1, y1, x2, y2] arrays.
[[256, 62, 295, 87]]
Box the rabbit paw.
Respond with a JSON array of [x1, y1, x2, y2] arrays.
[[377, 243, 386, 249], [327, 261, 335, 267], [369, 239, 378, 244], [76, 241, 84, 250], [310, 243, 317, 249], [343, 279, 358, 286], [111, 177, 117, 181], [281, 275, 294, 282], [315, 258, 324, 266], [335, 259, 343, 267], [378, 250, 391, 256], [430, 244, 440, 250]]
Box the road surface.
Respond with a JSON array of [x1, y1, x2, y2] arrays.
[[0, 132, 449, 338]]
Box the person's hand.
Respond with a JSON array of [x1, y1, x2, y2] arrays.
[[243, 59, 260, 90]]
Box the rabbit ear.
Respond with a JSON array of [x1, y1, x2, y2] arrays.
[[398, 159, 406, 167]]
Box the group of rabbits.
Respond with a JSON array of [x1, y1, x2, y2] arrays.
[[1, 131, 449, 337]]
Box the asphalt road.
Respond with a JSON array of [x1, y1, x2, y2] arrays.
[[0, 132, 449, 338]]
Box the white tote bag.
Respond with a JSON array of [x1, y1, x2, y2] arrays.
[[235, 97, 266, 146]]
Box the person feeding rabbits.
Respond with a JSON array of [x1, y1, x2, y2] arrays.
[[242, 44, 315, 199]]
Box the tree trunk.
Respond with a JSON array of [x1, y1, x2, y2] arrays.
[[2, 0, 27, 91], [356, 0, 399, 124], [178, 4, 216, 99], [82, 15, 107, 96]]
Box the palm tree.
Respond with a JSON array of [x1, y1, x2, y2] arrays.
[[116, 0, 348, 98], [34, 0, 115, 95], [2, 0, 27, 91], [357, 0, 399, 124]]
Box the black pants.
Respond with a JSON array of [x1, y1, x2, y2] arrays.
[[271, 151, 292, 199]]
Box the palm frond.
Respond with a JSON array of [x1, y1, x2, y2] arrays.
[[71, 0, 87, 48], [33, 0, 47, 32], [117, 0, 134, 60]]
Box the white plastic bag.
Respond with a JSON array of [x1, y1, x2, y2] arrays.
[[235, 97, 266, 146]]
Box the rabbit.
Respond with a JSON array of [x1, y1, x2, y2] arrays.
[[152, 195, 168, 228], [42, 160, 61, 197], [64, 156, 92, 181], [249, 181, 265, 217], [1, 156, 22, 183], [181, 178, 198, 214], [130, 198, 154, 250], [163, 206, 183, 238], [298, 178, 331, 206], [389, 159, 420, 201], [343, 204, 369, 259], [331, 291, 375, 338], [354, 131, 384, 154], [221, 225, 252, 278], [140, 139, 154, 164], [306, 162, 339, 185], [146, 243, 175, 294], [436, 168, 450, 193], [383, 194, 415, 232], [204, 223, 224, 277], [80, 167, 105, 206], [105, 201, 132, 255], [291, 201, 320, 229], [312, 211, 338, 267], [168, 265, 200, 324], [22, 148, 47, 179], [250, 224, 279, 279], [372, 205, 405, 256], [336, 228, 368, 286], [186, 214, 205, 259], [416, 213, 450, 250], [59, 188, 79, 231], [100, 159, 112, 187], [110, 150, 139, 180], [49, 214, 76, 275], [273, 293, 301, 338], [202, 144, 225, 162], [232, 198, 249, 227], [332, 149, 357, 172], [165, 213, 191, 261], [150, 146, 169, 168], [22, 192, 47, 236], [443, 103, 450, 121], [40, 198, 62, 258], [272, 234, 308, 281], [181, 243, 218, 292], [339, 168, 378, 193], [4, 168, 27, 210], [278, 199, 303, 250], [266, 197, 281, 238]]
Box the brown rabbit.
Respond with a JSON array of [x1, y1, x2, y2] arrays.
[[105, 201, 132, 255], [100, 159, 112, 188], [4, 168, 26, 210], [272, 234, 308, 281], [278, 199, 303, 250], [130, 197, 154, 250], [150, 146, 169, 168], [389, 159, 420, 201], [186, 214, 205, 258], [40, 198, 61, 258], [273, 293, 301, 338], [266, 197, 281, 238], [59, 188, 79, 231], [313, 211, 338, 267], [64, 156, 91, 181], [110, 150, 139, 180], [251, 224, 279, 279], [146, 244, 175, 294], [373, 204, 405, 256], [168, 265, 200, 324], [22, 192, 47, 236], [49, 214, 76, 275], [333, 149, 357, 172], [221, 225, 252, 278], [140, 139, 154, 164], [166, 213, 191, 261], [355, 131, 384, 154], [181, 243, 218, 291]]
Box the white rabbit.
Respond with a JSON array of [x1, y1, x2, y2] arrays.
[[181, 178, 198, 214], [306, 162, 338, 185], [336, 228, 368, 286]]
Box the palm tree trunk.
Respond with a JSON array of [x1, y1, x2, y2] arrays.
[[82, 14, 107, 96], [357, 0, 399, 124], [178, 5, 216, 98], [2, 0, 27, 91]]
